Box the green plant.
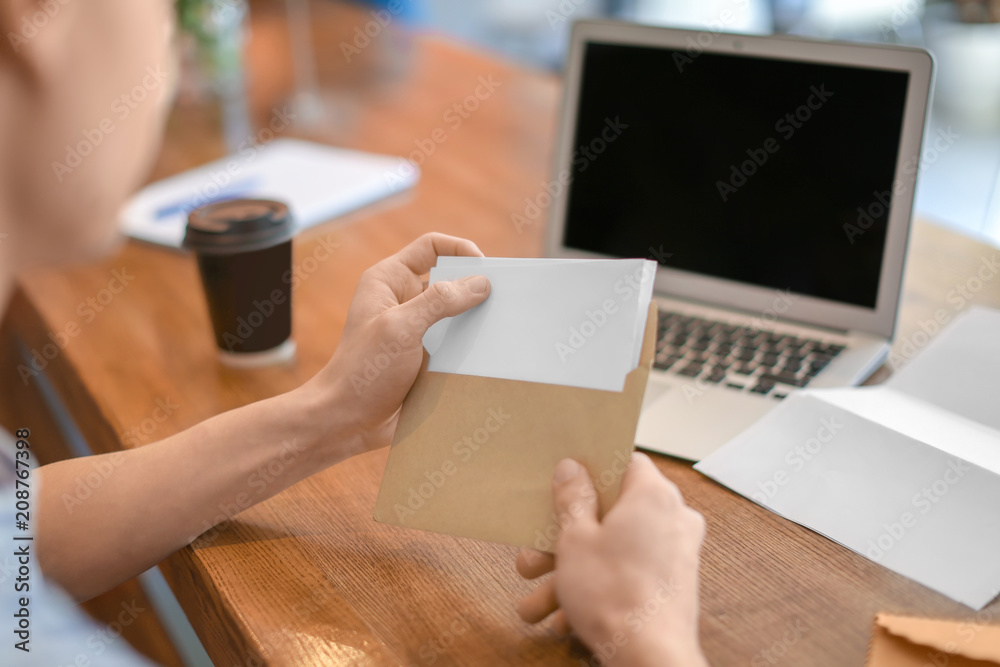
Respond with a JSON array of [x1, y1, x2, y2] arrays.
[[176, 0, 215, 44]]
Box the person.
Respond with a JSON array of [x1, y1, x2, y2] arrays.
[[0, 1, 707, 665]]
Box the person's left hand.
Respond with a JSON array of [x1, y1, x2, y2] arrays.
[[306, 233, 491, 453]]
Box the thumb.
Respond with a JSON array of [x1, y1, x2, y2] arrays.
[[399, 275, 491, 332], [552, 459, 599, 533]]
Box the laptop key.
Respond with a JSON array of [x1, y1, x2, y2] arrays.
[[808, 359, 830, 374], [750, 383, 773, 394], [758, 372, 808, 388], [677, 364, 703, 377]]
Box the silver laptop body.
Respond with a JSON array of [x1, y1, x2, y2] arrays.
[[545, 21, 934, 460]]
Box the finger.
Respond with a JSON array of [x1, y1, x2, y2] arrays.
[[396, 276, 490, 333], [517, 577, 560, 624], [516, 548, 555, 580], [392, 232, 484, 277], [548, 609, 571, 637], [552, 459, 599, 533], [616, 452, 684, 504]]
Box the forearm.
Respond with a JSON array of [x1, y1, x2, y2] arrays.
[[36, 382, 360, 601]]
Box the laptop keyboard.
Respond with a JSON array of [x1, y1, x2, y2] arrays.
[[654, 310, 845, 399]]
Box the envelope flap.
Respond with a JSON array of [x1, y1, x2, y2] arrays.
[[876, 614, 1000, 663], [639, 301, 657, 366]]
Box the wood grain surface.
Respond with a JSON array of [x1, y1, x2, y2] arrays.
[[3, 2, 999, 665]]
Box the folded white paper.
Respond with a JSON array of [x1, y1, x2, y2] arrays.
[[121, 139, 419, 248], [887, 306, 1000, 431], [423, 258, 656, 392], [696, 306, 1000, 609]]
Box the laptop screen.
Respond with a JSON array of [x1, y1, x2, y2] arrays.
[[561, 41, 911, 309]]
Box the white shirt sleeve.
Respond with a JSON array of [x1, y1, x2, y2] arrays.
[[0, 429, 157, 666]]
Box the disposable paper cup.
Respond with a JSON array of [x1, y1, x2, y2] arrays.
[[183, 199, 296, 368]]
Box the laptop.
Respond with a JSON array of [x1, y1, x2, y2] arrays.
[[545, 21, 934, 461]]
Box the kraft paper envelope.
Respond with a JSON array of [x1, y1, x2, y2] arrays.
[[373, 302, 657, 548], [867, 614, 1000, 666]]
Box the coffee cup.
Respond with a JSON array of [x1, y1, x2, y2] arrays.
[[183, 199, 296, 368]]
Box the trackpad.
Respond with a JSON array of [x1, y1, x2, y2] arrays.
[[636, 384, 775, 461]]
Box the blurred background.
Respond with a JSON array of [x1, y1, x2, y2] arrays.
[[176, 0, 1000, 248], [416, 0, 1000, 246]]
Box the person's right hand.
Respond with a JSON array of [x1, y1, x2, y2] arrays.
[[305, 232, 490, 455], [516, 453, 708, 667]]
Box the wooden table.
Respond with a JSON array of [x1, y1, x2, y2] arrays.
[[3, 4, 1000, 665]]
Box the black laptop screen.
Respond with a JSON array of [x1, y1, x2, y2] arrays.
[[561, 41, 911, 309]]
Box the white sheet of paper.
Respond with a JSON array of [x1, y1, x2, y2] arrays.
[[434, 256, 656, 372], [887, 306, 1000, 432], [120, 139, 419, 249], [422, 258, 656, 391], [696, 391, 1000, 609]]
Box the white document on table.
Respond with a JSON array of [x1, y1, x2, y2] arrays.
[[121, 139, 418, 249], [695, 306, 1000, 609], [422, 257, 656, 392]]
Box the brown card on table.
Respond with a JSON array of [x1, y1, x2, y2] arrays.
[[866, 613, 1000, 667], [373, 302, 657, 548]]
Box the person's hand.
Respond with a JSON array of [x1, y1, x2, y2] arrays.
[[306, 232, 490, 452], [516, 453, 708, 667]]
